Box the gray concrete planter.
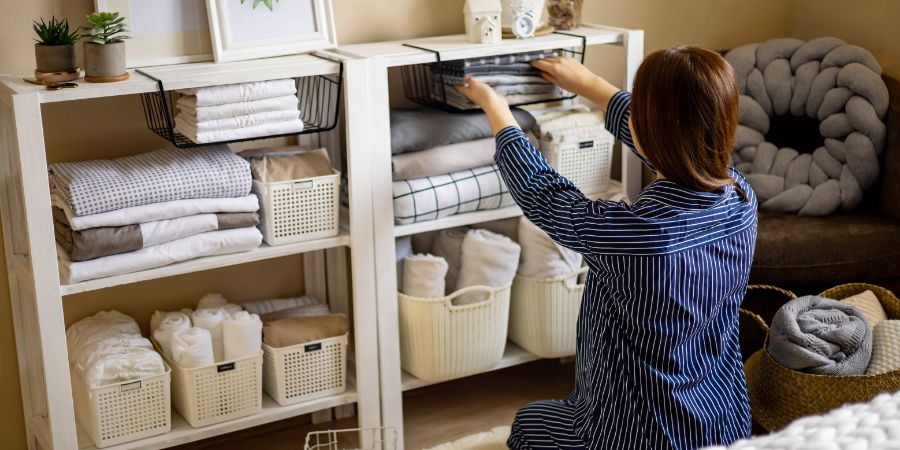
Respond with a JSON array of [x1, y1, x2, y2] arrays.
[[84, 41, 126, 78], [34, 44, 76, 72]]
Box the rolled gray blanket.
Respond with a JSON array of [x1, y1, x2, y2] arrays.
[[768, 295, 872, 375]]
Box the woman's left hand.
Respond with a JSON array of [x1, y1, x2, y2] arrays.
[[454, 76, 507, 111]]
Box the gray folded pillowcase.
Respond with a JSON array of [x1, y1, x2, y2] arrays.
[[390, 108, 536, 155]]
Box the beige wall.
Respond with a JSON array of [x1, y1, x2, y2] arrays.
[[5, 0, 880, 447]]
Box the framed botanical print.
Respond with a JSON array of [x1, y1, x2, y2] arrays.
[[95, 0, 213, 67], [206, 0, 337, 63]]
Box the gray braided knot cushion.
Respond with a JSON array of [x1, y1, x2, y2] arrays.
[[726, 37, 889, 215]]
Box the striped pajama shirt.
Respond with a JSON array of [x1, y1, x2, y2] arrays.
[[497, 91, 757, 450]]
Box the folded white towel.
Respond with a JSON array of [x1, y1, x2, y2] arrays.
[[432, 228, 467, 294], [191, 308, 228, 362], [403, 254, 449, 298], [53, 194, 260, 231], [223, 311, 263, 360], [517, 217, 583, 279], [177, 79, 297, 107], [66, 310, 141, 362], [150, 310, 167, 333], [175, 119, 304, 144], [71, 334, 154, 377], [58, 227, 263, 284], [241, 296, 320, 315], [81, 346, 166, 388], [152, 312, 191, 359], [177, 95, 300, 122], [197, 293, 243, 315], [175, 109, 301, 132], [455, 229, 521, 305], [867, 320, 900, 375], [171, 327, 215, 369]]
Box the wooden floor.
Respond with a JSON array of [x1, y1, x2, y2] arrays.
[[175, 359, 576, 450]]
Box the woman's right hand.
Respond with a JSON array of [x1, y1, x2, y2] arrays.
[[531, 57, 620, 109]]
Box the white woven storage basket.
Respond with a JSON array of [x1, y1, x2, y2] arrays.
[[162, 349, 263, 428], [510, 268, 587, 358], [71, 367, 171, 448], [541, 124, 614, 195], [398, 285, 511, 382], [252, 169, 341, 246], [263, 334, 348, 406]]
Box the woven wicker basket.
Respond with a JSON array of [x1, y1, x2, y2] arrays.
[[745, 283, 900, 431], [738, 308, 768, 362]]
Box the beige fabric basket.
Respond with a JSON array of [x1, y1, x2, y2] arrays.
[[71, 367, 171, 448], [398, 285, 511, 382], [540, 124, 614, 195], [509, 268, 587, 358], [252, 169, 340, 246], [263, 334, 347, 406]]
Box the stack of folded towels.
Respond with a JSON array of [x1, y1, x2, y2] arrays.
[[390, 108, 538, 225], [240, 295, 348, 348], [68, 310, 166, 388], [150, 293, 262, 368], [49, 145, 263, 283], [768, 289, 900, 375], [430, 50, 563, 110], [174, 79, 303, 144]]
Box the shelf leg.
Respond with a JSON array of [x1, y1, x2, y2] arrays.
[[621, 29, 645, 201]]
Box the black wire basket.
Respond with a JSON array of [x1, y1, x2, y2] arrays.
[[137, 62, 343, 148], [401, 41, 585, 113]]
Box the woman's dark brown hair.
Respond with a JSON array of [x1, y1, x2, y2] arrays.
[[630, 46, 739, 192]]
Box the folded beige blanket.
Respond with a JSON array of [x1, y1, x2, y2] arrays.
[[263, 314, 348, 348], [54, 208, 259, 262], [248, 148, 333, 183]]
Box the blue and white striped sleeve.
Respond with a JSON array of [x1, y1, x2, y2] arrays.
[[494, 126, 624, 255], [605, 90, 656, 172]]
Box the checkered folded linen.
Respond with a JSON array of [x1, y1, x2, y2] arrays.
[[392, 164, 515, 225], [49, 145, 251, 217]]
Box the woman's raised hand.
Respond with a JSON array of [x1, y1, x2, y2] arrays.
[[531, 57, 620, 109]]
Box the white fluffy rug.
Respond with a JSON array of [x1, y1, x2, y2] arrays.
[[425, 426, 511, 450]]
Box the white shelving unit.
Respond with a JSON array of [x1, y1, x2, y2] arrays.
[[340, 24, 644, 450], [0, 53, 382, 449]]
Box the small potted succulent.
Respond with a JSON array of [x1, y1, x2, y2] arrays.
[[82, 11, 130, 82], [33, 16, 80, 82]]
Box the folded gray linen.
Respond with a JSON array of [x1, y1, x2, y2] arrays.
[[49, 145, 251, 217], [768, 295, 872, 375], [391, 132, 539, 181], [441, 89, 564, 110], [390, 108, 536, 155]]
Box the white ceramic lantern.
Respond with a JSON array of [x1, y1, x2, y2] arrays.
[[464, 0, 503, 44]]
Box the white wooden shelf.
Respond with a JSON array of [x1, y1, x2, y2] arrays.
[[393, 181, 624, 237], [337, 23, 627, 67], [400, 343, 542, 392], [59, 232, 351, 296], [67, 387, 358, 450], [0, 52, 341, 104]]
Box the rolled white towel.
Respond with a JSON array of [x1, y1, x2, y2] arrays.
[[81, 346, 166, 388], [152, 312, 191, 359], [171, 327, 215, 368], [517, 218, 583, 279], [180, 307, 194, 317], [197, 292, 243, 315], [191, 308, 228, 362], [150, 310, 167, 332], [223, 311, 263, 360], [455, 229, 521, 305], [432, 228, 467, 294], [402, 254, 449, 298]]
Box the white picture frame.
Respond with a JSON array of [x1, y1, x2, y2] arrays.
[[95, 0, 213, 68], [206, 0, 337, 63]]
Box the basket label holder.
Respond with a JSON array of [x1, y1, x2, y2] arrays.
[[305, 342, 323, 352], [216, 362, 236, 373], [119, 380, 142, 392]]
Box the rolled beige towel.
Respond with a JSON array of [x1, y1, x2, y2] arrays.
[[841, 290, 887, 329], [402, 254, 449, 298], [432, 228, 467, 294], [867, 320, 900, 375], [455, 229, 521, 305], [517, 217, 582, 279]]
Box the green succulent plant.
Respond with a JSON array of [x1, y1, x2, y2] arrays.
[[241, 0, 279, 11], [82, 11, 130, 44], [33, 16, 80, 45]]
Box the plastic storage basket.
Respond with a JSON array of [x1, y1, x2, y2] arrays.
[[263, 334, 348, 406], [509, 268, 587, 358], [253, 169, 341, 246], [162, 349, 263, 428], [304, 427, 399, 450], [71, 367, 171, 448], [541, 124, 615, 195], [398, 285, 511, 382]]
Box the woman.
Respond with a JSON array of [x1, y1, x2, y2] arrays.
[[455, 47, 757, 449]]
